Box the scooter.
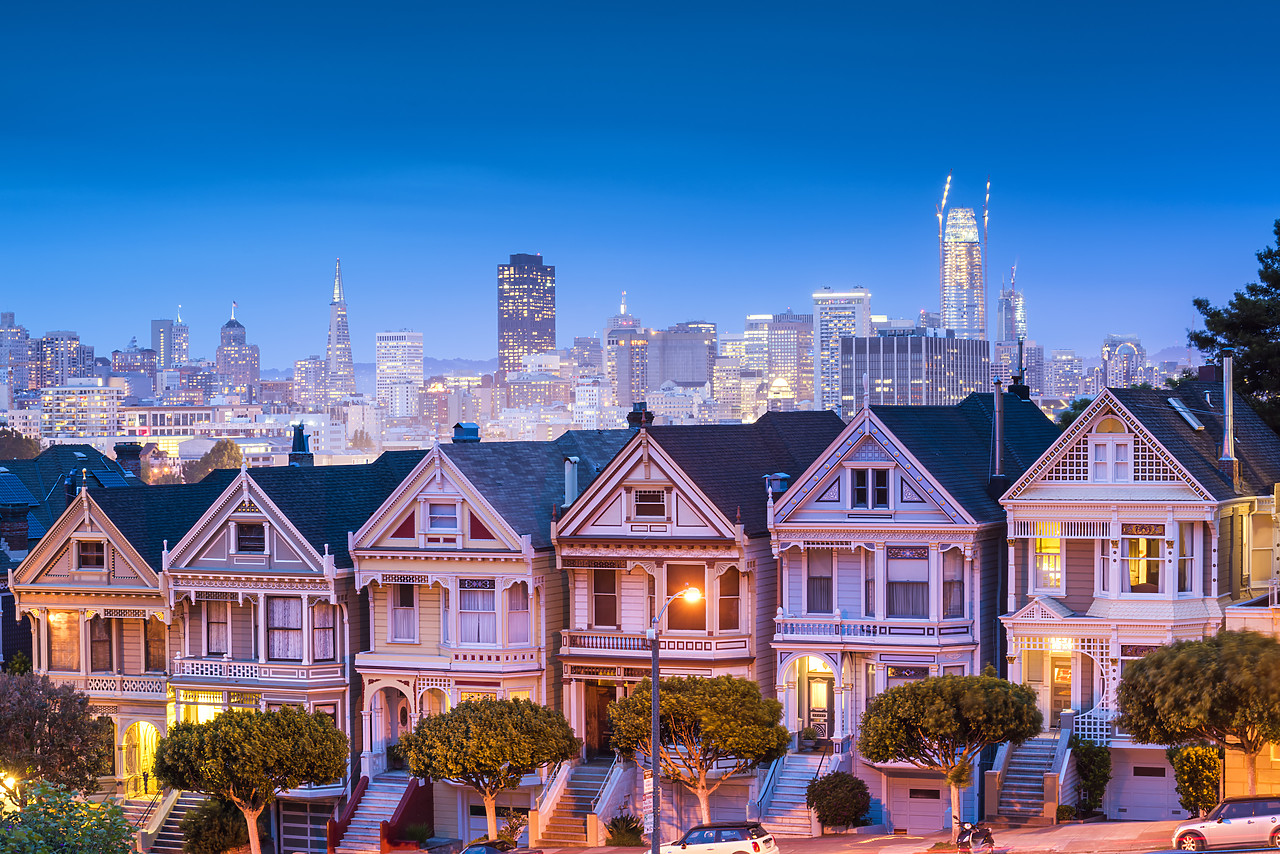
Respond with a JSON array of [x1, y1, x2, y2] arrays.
[[955, 817, 995, 853]]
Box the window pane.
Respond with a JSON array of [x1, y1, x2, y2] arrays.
[[1035, 538, 1062, 588], [593, 569, 618, 628], [144, 617, 166, 672], [1179, 522, 1195, 593], [90, 617, 112, 672], [634, 490, 665, 518], [79, 541, 105, 569], [508, 583, 530, 645], [666, 564, 706, 630], [237, 524, 265, 553], [943, 551, 964, 618], [873, 470, 889, 508], [460, 588, 496, 644], [397, 583, 415, 608], [854, 470, 869, 507], [428, 504, 457, 529], [268, 597, 303, 660], [807, 550, 833, 614], [313, 603, 335, 661], [1124, 538, 1162, 592], [207, 602, 228, 655]]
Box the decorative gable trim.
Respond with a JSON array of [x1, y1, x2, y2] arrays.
[[1006, 595, 1073, 623], [12, 490, 160, 591]]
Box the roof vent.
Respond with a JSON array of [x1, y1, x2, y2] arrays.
[[764, 472, 791, 495], [73, 451, 86, 459], [1168, 397, 1205, 431]]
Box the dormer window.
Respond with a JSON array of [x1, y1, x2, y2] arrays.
[[1091, 417, 1131, 483], [428, 503, 458, 530], [78, 541, 106, 570], [236, 523, 265, 553], [853, 469, 890, 509], [634, 489, 666, 519]]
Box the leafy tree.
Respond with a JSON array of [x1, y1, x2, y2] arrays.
[[1057, 397, 1093, 430], [0, 672, 113, 805], [805, 771, 872, 830], [609, 675, 788, 825], [152, 706, 348, 854], [141, 456, 182, 484], [398, 697, 580, 840], [1189, 218, 1280, 431], [0, 427, 40, 459], [179, 796, 270, 854], [1068, 735, 1111, 814], [858, 669, 1042, 843], [0, 780, 131, 854], [181, 438, 243, 483], [350, 428, 376, 451], [1117, 630, 1280, 795], [1167, 743, 1222, 817]]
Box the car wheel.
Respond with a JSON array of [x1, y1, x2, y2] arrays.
[[1270, 828, 1280, 848], [1177, 832, 1206, 851]]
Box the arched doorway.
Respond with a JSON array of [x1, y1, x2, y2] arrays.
[[123, 721, 160, 797]]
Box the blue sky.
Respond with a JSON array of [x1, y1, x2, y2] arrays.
[[3, 2, 1278, 368]]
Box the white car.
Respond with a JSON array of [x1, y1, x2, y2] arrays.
[[659, 822, 778, 854], [1170, 796, 1280, 850]]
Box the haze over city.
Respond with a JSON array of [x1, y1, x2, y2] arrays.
[[5, 2, 1278, 368]]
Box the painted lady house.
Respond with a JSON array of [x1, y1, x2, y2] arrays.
[[764, 390, 1058, 836], [550, 409, 845, 840], [995, 366, 1280, 823]]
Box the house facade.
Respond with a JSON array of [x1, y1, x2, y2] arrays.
[[998, 381, 1280, 820], [768, 392, 1059, 833]]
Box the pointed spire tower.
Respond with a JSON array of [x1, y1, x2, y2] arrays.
[[325, 258, 357, 402]]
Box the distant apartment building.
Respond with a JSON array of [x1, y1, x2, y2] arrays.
[[839, 327, 990, 411], [40, 379, 124, 438], [35, 331, 94, 389], [375, 330, 424, 417], [992, 339, 1045, 396], [498, 253, 556, 374], [1047, 349, 1084, 398], [0, 312, 32, 392], [111, 339, 159, 386], [1102, 334, 1146, 388], [647, 322, 716, 391], [150, 314, 189, 369], [605, 327, 648, 409], [813, 286, 872, 413], [293, 356, 327, 409], [569, 336, 603, 378], [744, 311, 815, 404]]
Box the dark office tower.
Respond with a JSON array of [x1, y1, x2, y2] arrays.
[[498, 253, 556, 374], [216, 304, 260, 399], [325, 258, 356, 402]]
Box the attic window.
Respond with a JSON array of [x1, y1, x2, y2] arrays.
[[237, 523, 265, 553], [78, 541, 105, 570], [428, 504, 458, 530], [634, 490, 666, 519]]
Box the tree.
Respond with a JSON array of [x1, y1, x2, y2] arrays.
[[398, 697, 580, 841], [1189, 218, 1280, 431], [0, 672, 113, 805], [141, 456, 182, 484], [858, 669, 1042, 843], [1117, 630, 1280, 795], [609, 675, 788, 825], [181, 438, 243, 483], [805, 771, 872, 830], [1057, 397, 1093, 430], [0, 780, 131, 854], [1068, 735, 1111, 814], [1167, 744, 1222, 817], [0, 427, 40, 459], [152, 706, 348, 854], [350, 428, 375, 451]]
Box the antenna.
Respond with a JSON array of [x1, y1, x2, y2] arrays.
[[983, 176, 991, 338], [621, 290, 627, 314], [937, 170, 952, 311], [176, 303, 182, 323]]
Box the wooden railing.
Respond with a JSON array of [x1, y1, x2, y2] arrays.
[[49, 674, 166, 695], [327, 775, 368, 854], [172, 657, 345, 682], [774, 615, 973, 644], [381, 777, 434, 853]]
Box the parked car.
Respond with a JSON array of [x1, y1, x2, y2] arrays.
[[462, 841, 541, 854], [1170, 795, 1280, 850], [659, 822, 778, 854]]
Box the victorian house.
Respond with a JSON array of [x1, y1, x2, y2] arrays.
[[347, 429, 626, 843], [766, 391, 1058, 834], [997, 376, 1280, 821], [551, 410, 844, 833]]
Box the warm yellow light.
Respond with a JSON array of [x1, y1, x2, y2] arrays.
[[1049, 637, 1074, 653], [681, 587, 702, 604]]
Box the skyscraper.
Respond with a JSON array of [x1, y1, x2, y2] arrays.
[[995, 284, 1026, 343], [293, 355, 327, 409], [940, 208, 986, 340], [325, 259, 356, 402], [151, 309, 189, 370], [216, 305, 260, 399], [0, 312, 31, 392], [35, 331, 94, 389], [840, 328, 989, 410], [375, 330, 425, 415], [497, 253, 556, 374], [813, 286, 872, 413]]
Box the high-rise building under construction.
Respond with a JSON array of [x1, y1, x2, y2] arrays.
[[940, 208, 986, 340]]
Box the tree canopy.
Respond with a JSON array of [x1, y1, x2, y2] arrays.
[[152, 706, 348, 854], [182, 438, 244, 483], [398, 697, 580, 840], [1057, 397, 1093, 430], [0, 427, 40, 460], [609, 675, 788, 825], [1118, 630, 1280, 795], [1189, 218, 1280, 431], [0, 672, 113, 805], [0, 780, 131, 854], [858, 669, 1042, 841]]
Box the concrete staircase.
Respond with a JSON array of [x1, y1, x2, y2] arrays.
[[539, 759, 613, 846], [334, 772, 413, 854], [996, 737, 1057, 826], [760, 753, 825, 838], [116, 796, 159, 830], [148, 792, 208, 853]]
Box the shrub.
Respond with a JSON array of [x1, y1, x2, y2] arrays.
[[605, 813, 645, 846], [402, 822, 434, 842], [1168, 743, 1222, 817], [805, 771, 872, 830], [180, 797, 268, 854], [497, 809, 528, 844], [1056, 803, 1076, 822], [0, 780, 131, 854], [1069, 735, 1112, 815]]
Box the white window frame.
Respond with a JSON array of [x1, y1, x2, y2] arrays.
[[1121, 535, 1164, 596], [1177, 521, 1200, 597], [632, 489, 667, 520], [388, 583, 419, 644], [1090, 437, 1132, 483], [849, 467, 892, 510], [1032, 537, 1065, 595], [458, 579, 497, 646], [427, 503, 459, 531], [205, 601, 230, 656], [591, 569, 619, 630]]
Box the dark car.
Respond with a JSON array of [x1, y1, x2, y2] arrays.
[[462, 841, 541, 854], [658, 822, 777, 854], [1170, 795, 1280, 850]]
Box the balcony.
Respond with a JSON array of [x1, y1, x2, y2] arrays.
[[773, 615, 973, 646], [170, 657, 345, 686], [560, 630, 751, 659], [49, 673, 167, 697]]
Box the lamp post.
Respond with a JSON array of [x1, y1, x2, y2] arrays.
[[648, 585, 701, 854]]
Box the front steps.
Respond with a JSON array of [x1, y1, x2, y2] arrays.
[[148, 792, 208, 853], [539, 758, 613, 846], [760, 753, 826, 838], [334, 772, 413, 854], [996, 737, 1057, 826]]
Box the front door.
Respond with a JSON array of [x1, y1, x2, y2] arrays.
[[807, 677, 833, 739], [585, 683, 617, 759], [1050, 658, 1072, 728]]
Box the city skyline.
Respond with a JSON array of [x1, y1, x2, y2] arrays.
[[3, 4, 1277, 368]]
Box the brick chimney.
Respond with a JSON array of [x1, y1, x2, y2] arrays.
[[626, 402, 654, 431], [0, 503, 30, 553], [114, 442, 143, 479]]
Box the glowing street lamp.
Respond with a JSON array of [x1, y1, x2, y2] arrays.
[[647, 585, 701, 854]]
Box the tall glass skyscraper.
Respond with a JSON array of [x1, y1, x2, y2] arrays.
[[940, 208, 986, 340], [498, 253, 556, 374]]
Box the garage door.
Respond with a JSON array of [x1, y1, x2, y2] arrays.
[[889, 783, 945, 834], [279, 800, 332, 854], [1110, 750, 1186, 822]]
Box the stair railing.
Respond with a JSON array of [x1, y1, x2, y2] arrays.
[[134, 788, 181, 854], [1042, 710, 1075, 823], [755, 754, 786, 822], [326, 775, 368, 854], [588, 752, 626, 847], [531, 758, 574, 844]]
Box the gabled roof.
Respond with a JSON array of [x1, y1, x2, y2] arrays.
[[0, 444, 140, 540], [440, 430, 631, 549], [644, 411, 847, 537], [871, 393, 1060, 523], [1108, 382, 1280, 501]]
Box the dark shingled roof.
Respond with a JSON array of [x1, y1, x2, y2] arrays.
[[1110, 381, 1280, 501], [872, 392, 1061, 523], [0, 444, 139, 540], [441, 430, 632, 549], [645, 410, 848, 537]]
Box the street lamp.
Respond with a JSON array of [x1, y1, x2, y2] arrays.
[[648, 585, 701, 854]]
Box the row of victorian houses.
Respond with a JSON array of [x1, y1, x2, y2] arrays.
[[4, 369, 1280, 851]]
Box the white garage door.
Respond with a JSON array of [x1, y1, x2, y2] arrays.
[[890, 783, 945, 834], [1110, 751, 1186, 822]]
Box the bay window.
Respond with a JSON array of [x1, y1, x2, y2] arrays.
[[313, 602, 335, 661], [1178, 522, 1196, 594], [1124, 537, 1163, 593], [806, 550, 833, 614], [507, 582, 530, 645], [666, 564, 706, 630], [886, 552, 928, 618], [943, 550, 964, 618], [459, 579, 497, 644], [267, 597, 303, 661], [48, 610, 80, 671], [1034, 538, 1063, 591]]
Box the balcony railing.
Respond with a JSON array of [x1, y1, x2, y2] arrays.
[[171, 657, 345, 683], [773, 615, 973, 644], [560, 630, 750, 658], [49, 674, 167, 696]]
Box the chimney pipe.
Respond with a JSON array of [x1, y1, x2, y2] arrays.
[[0, 503, 30, 553], [988, 380, 1009, 498], [564, 456, 579, 506], [1220, 348, 1239, 484]]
